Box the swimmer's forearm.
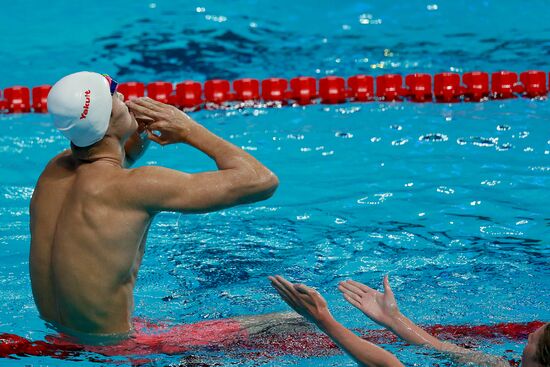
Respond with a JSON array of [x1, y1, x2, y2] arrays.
[[386, 314, 509, 367], [316, 316, 404, 367], [124, 131, 150, 167], [386, 313, 443, 349], [183, 122, 277, 181]]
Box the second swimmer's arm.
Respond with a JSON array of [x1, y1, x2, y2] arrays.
[[339, 277, 510, 367], [270, 276, 404, 367], [387, 313, 510, 367], [317, 316, 405, 367]]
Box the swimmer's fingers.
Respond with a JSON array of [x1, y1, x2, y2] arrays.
[[338, 285, 363, 305], [126, 100, 163, 119], [294, 283, 316, 296], [128, 97, 166, 112], [273, 284, 299, 309], [274, 276, 301, 298], [342, 293, 362, 309], [338, 281, 369, 297], [269, 276, 300, 308], [348, 280, 379, 295], [383, 275, 394, 297], [148, 121, 169, 131], [295, 284, 328, 307]]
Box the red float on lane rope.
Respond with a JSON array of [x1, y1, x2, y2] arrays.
[[434, 73, 461, 103], [4, 86, 31, 113], [462, 71, 489, 101], [261, 78, 288, 104], [520, 70, 547, 98], [204, 79, 231, 107], [347, 75, 374, 101], [319, 76, 346, 104], [290, 76, 316, 105], [376, 74, 403, 101], [233, 78, 260, 102], [492, 71, 521, 99], [117, 82, 145, 101], [175, 81, 202, 110], [32, 85, 51, 113], [405, 73, 432, 102], [147, 82, 173, 104]]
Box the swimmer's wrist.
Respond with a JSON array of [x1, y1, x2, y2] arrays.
[[313, 309, 335, 328], [178, 121, 205, 144]]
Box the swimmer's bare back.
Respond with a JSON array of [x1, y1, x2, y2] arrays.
[[30, 97, 279, 336]]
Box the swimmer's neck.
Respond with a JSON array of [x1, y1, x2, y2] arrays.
[[71, 135, 126, 167]]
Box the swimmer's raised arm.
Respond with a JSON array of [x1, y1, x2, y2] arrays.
[[339, 277, 510, 367], [125, 97, 278, 213], [269, 275, 404, 367]]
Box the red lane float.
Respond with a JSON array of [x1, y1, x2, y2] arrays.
[[290, 76, 316, 105], [261, 78, 288, 104], [175, 81, 202, 109], [434, 73, 461, 103], [492, 71, 520, 99], [405, 73, 432, 102], [376, 74, 403, 101], [0, 321, 543, 360], [4, 86, 31, 113], [204, 79, 232, 107], [2, 70, 549, 114], [463, 71, 490, 101], [520, 70, 547, 98], [233, 78, 260, 102], [32, 85, 51, 113], [319, 76, 346, 104], [347, 75, 374, 101], [147, 82, 173, 104], [118, 82, 145, 101]]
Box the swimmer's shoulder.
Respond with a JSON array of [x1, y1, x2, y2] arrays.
[[41, 149, 78, 177], [125, 165, 189, 180]]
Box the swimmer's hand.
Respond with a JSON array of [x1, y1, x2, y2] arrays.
[[126, 97, 195, 145], [270, 275, 406, 367], [269, 275, 331, 325], [338, 275, 401, 329]]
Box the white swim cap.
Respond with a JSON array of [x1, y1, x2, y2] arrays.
[[47, 71, 113, 147]]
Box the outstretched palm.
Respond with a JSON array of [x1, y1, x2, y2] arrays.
[[338, 275, 400, 329]]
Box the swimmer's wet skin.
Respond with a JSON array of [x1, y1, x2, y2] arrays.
[[29, 71, 278, 341], [270, 275, 550, 367]]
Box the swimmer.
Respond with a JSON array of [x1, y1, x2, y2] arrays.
[[29, 71, 279, 342], [270, 275, 549, 367]]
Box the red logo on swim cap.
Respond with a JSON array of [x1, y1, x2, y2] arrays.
[[80, 90, 91, 120]]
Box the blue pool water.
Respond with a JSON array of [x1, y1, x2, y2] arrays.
[[1, 1, 549, 366]]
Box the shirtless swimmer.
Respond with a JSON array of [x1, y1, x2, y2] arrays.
[[30, 71, 279, 342]]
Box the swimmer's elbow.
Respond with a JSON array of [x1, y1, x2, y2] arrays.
[[252, 170, 279, 200]]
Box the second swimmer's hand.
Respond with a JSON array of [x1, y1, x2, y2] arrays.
[[269, 275, 332, 325], [338, 275, 401, 329], [126, 97, 195, 145]]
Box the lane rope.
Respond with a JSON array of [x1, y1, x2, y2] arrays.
[[0, 70, 548, 114], [0, 320, 542, 360]]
